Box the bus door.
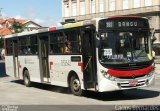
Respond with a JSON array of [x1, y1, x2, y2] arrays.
[[13, 39, 19, 78], [81, 28, 97, 89], [39, 36, 50, 83]]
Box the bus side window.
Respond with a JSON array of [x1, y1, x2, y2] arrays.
[[19, 37, 27, 55], [50, 32, 64, 54], [50, 33, 56, 54], [6, 39, 13, 55], [19, 36, 38, 55], [30, 36, 38, 55], [64, 29, 81, 54], [50, 30, 81, 55]]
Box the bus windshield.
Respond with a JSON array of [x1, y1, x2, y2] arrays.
[[99, 31, 151, 64]]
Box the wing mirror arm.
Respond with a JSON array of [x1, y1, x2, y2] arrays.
[[95, 32, 101, 47], [151, 29, 156, 44]]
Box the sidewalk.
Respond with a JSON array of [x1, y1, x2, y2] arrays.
[[155, 64, 160, 75]]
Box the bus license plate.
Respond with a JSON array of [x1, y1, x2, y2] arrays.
[[129, 80, 138, 86]]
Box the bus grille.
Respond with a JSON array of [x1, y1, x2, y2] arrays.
[[113, 64, 149, 71], [118, 80, 146, 89], [118, 74, 146, 79]]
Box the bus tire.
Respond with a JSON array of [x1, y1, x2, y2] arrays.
[[70, 75, 83, 96], [23, 70, 31, 87]]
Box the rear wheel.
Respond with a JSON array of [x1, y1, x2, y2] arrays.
[[23, 70, 31, 87], [70, 76, 83, 96]]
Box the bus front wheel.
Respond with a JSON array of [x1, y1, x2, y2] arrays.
[[23, 70, 31, 87], [70, 76, 83, 96]]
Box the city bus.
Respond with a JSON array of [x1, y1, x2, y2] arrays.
[[4, 16, 155, 96]]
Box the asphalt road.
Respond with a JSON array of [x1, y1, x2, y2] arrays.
[[0, 61, 160, 110]]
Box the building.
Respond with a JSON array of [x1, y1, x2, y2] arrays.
[[0, 18, 42, 37], [22, 20, 43, 31], [62, 0, 160, 42]]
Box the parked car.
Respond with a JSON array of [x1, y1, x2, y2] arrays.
[[152, 42, 160, 56]]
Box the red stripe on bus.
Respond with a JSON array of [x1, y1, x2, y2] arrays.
[[49, 27, 56, 31], [50, 61, 53, 70], [107, 66, 153, 77], [78, 62, 83, 72]]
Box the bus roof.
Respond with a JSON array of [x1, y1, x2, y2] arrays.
[[4, 19, 97, 39], [4, 16, 149, 39], [4, 28, 48, 39]]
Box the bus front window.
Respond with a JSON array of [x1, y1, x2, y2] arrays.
[[99, 31, 151, 64]]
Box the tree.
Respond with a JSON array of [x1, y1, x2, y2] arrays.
[[0, 37, 4, 48], [10, 20, 26, 33]]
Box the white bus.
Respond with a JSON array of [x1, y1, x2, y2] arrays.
[[4, 16, 155, 96]]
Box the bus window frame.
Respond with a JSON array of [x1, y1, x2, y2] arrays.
[[49, 28, 82, 55], [18, 34, 39, 56], [49, 30, 65, 55], [6, 38, 14, 56]]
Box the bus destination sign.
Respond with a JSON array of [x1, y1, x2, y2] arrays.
[[99, 18, 149, 30]]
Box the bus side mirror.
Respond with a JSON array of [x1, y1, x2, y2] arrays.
[[150, 30, 156, 44], [152, 37, 156, 44], [151, 34, 157, 44], [95, 33, 100, 47]]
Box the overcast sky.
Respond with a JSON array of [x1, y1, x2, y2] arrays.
[[0, 0, 62, 26]]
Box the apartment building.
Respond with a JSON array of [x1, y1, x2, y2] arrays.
[[62, 0, 160, 42]]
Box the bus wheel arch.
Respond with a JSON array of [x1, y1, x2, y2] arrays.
[[67, 71, 78, 86], [23, 68, 31, 87], [22, 67, 28, 78], [68, 71, 83, 96]]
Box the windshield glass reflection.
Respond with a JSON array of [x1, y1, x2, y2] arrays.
[[99, 31, 151, 64]]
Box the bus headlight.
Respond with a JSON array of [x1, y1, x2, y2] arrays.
[[101, 69, 117, 81], [147, 71, 154, 77], [110, 76, 116, 81]]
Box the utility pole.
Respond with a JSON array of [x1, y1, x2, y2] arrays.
[[0, 8, 3, 18], [0, 8, 3, 41]]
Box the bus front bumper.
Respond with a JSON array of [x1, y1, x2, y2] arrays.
[[98, 74, 155, 92]]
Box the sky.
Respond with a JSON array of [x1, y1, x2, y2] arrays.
[[0, 0, 62, 27]]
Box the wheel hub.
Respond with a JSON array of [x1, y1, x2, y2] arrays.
[[73, 79, 80, 91]]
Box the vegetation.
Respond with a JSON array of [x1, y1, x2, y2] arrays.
[[0, 38, 4, 48], [0, 20, 26, 48], [10, 21, 26, 33]]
